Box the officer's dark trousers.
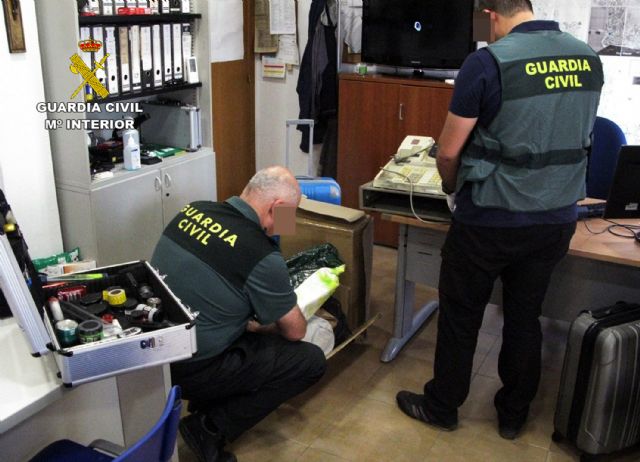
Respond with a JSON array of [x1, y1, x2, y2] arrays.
[[171, 332, 327, 441], [424, 220, 576, 428]]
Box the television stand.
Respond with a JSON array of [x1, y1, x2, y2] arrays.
[[412, 69, 445, 81]]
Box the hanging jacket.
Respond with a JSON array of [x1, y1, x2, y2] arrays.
[[296, 0, 337, 153]]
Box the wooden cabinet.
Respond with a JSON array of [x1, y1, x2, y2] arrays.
[[337, 74, 453, 247]]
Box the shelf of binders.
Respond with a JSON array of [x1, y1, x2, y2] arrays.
[[95, 82, 201, 103], [79, 13, 201, 25]]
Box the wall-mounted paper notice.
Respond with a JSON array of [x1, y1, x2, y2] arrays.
[[262, 56, 286, 79], [270, 0, 296, 35], [209, 0, 244, 62], [276, 34, 299, 65], [255, 0, 278, 53]]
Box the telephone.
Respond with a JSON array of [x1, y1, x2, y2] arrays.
[[372, 135, 445, 196]]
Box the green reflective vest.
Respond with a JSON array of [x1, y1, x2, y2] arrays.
[[457, 29, 604, 212]]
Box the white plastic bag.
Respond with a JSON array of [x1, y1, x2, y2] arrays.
[[302, 315, 335, 356], [294, 265, 345, 320]]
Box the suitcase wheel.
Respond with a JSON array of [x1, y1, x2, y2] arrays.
[[551, 431, 563, 443]]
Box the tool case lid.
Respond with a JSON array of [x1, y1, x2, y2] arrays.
[[0, 232, 51, 357]]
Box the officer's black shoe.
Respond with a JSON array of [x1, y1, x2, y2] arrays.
[[498, 423, 524, 440], [179, 413, 237, 462], [396, 390, 458, 431]]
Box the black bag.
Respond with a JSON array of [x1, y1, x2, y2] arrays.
[[0, 189, 45, 319], [285, 243, 343, 289], [319, 297, 352, 345]]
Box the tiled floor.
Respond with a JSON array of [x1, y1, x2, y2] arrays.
[[177, 245, 640, 462]]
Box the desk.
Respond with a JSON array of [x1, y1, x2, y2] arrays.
[[0, 318, 175, 461], [380, 214, 640, 362]]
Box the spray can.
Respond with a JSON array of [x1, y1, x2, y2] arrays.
[[123, 118, 141, 170]]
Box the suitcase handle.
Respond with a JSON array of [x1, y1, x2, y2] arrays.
[[587, 301, 640, 319]]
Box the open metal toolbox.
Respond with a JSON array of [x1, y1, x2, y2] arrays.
[[0, 196, 197, 387]]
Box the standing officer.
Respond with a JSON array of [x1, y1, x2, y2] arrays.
[[397, 0, 603, 439]]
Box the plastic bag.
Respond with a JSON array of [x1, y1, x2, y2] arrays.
[[285, 243, 344, 289], [302, 315, 335, 356], [295, 265, 345, 319], [32, 247, 81, 273]]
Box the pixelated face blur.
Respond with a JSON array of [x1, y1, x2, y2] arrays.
[[272, 203, 297, 236]]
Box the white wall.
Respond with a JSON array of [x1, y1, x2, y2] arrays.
[[0, 0, 62, 258], [255, 0, 323, 175]]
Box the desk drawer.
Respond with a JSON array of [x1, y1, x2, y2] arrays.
[[405, 226, 445, 286]]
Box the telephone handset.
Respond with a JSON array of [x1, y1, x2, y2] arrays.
[[372, 135, 445, 196]]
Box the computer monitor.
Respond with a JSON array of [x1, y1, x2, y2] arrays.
[[603, 145, 640, 219]]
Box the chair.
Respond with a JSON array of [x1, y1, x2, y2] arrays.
[[29, 385, 182, 462], [587, 116, 627, 200]]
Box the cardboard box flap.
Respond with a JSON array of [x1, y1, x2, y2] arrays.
[[299, 197, 365, 223]]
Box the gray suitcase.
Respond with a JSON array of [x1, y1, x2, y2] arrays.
[[553, 302, 640, 461], [141, 102, 202, 152]]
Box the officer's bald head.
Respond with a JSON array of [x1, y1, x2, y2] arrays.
[[241, 166, 301, 207]]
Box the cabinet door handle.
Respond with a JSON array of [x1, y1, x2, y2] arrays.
[[399, 103, 404, 121], [154, 176, 162, 191], [164, 173, 173, 189]]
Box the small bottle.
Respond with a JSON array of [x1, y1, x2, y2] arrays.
[[123, 132, 141, 170], [122, 117, 141, 170]]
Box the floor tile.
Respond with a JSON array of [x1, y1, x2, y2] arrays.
[[427, 431, 548, 462], [228, 430, 307, 462], [296, 447, 352, 462], [200, 245, 593, 462], [310, 397, 438, 462], [360, 353, 434, 406]]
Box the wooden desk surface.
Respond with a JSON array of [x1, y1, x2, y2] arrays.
[[382, 213, 640, 268]]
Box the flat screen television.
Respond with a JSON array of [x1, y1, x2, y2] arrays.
[[361, 0, 476, 71]]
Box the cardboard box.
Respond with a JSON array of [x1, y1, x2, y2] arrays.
[[280, 199, 373, 330]]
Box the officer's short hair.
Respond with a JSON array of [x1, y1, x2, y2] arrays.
[[479, 0, 533, 16], [245, 167, 299, 204]]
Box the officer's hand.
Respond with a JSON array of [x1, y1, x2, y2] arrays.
[[446, 193, 456, 213], [246, 319, 260, 332]]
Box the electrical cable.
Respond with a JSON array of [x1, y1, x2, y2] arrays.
[[379, 166, 451, 225], [583, 217, 640, 238]]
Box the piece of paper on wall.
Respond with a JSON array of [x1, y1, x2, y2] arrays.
[[276, 35, 299, 65], [209, 0, 244, 63], [270, 0, 296, 35], [255, 0, 278, 53], [262, 56, 286, 79]]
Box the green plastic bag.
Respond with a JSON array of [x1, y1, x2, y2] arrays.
[[32, 247, 80, 272], [285, 243, 344, 289], [295, 265, 346, 320]]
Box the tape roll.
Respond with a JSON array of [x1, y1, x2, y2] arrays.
[[55, 319, 78, 347], [77, 319, 103, 343], [106, 288, 127, 307], [103, 286, 121, 302]]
